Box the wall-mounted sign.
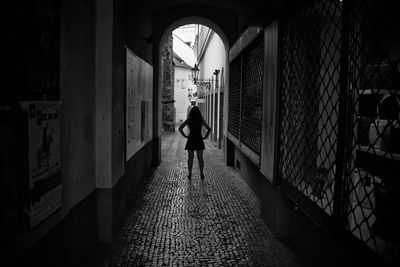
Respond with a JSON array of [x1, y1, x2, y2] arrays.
[[21, 101, 62, 228], [126, 47, 153, 161]]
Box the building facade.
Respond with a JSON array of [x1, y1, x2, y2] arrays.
[[173, 53, 194, 123], [172, 30, 196, 124], [195, 25, 226, 148]]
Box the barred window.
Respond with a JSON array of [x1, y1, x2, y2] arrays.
[[241, 36, 264, 155], [345, 0, 400, 261], [228, 35, 264, 156], [228, 57, 241, 140], [279, 0, 400, 264], [279, 0, 342, 216]]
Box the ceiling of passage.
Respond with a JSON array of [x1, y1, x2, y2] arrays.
[[149, 0, 308, 44]]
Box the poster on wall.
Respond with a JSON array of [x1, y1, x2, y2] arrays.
[[21, 101, 62, 228], [126, 47, 153, 161]]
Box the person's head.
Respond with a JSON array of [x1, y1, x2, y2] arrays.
[[188, 106, 202, 121]]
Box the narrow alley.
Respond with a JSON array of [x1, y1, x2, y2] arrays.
[[99, 133, 308, 267], [3, 1, 399, 267]]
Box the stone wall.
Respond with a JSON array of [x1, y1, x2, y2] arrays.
[[161, 35, 175, 132]]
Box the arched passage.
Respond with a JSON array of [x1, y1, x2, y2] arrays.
[[154, 16, 230, 163], [160, 17, 229, 49]]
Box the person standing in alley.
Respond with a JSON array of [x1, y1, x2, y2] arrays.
[[178, 106, 211, 180]]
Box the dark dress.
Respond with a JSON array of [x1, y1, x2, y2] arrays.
[[184, 119, 205, 150]]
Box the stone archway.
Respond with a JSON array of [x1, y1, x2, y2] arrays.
[[155, 16, 230, 163]]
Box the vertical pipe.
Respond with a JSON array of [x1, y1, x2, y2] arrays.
[[209, 79, 212, 137], [212, 76, 215, 142], [239, 55, 243, 143], [217, 73, 220, 146], [206, 85, 208, 126], [203, 85, 207, 125]]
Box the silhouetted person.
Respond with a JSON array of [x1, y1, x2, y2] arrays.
[[178, 106, 211, 180]]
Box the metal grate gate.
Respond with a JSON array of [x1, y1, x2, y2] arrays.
[[228, 36, 264, 156], [279, 0, 342, 216], [228, 57, 242, 140], [279, 0, 400, 264], [344, 0, 400, 262], [241, 35, 264, 155]]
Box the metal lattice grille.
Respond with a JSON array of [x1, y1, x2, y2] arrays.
[[344, 0, 400, 261], [241, 36, 264, 155], [279, 0, 342, 216], [228, 57, 241, 139]]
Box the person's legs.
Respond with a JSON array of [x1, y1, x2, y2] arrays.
[[197, 150, 204, 179], [187, 150, 194, 178]]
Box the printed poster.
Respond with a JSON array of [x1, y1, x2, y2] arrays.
[[22, 101, 62, 228], [126, 47, 153, 160]]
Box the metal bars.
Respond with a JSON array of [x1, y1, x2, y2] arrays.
[[279, 0, 400, 264], [228, 57, 242, 140], [279, 0, 342, 216], [228, 36, 264, 155], [344, 0, 400, 262], [241, 36, 264, 155]]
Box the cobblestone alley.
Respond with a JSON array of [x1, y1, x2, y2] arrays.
[[99, 133, 310, 267]]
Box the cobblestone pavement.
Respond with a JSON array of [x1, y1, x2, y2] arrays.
[[101, 133, 309, 267]]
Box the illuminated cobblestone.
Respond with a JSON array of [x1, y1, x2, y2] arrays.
[[102, 133, 308, 267]]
